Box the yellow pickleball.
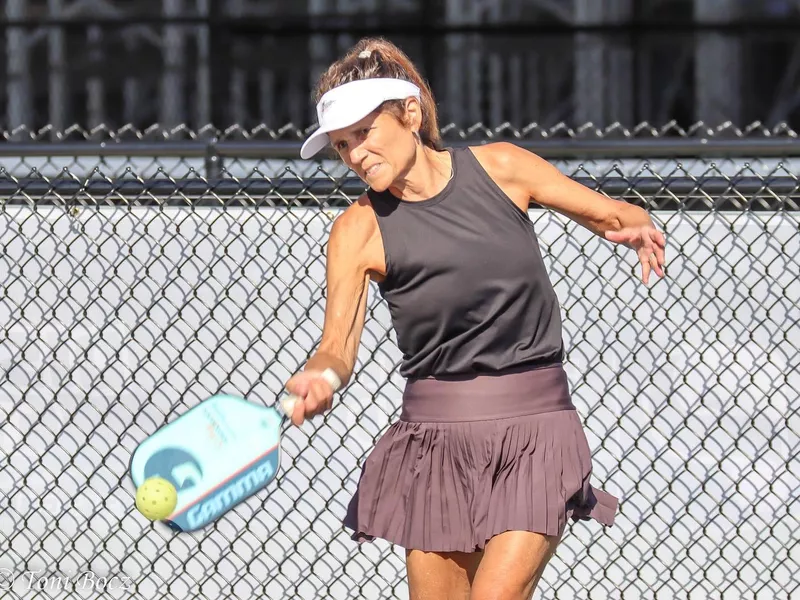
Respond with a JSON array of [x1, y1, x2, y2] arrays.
[[135, 476, 178, 521]]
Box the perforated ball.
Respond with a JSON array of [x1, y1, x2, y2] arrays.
[[135, 476, 178, 521]]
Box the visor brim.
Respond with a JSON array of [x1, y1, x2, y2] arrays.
[[300, 78, 422, 159], [300, 128, 332, 160]]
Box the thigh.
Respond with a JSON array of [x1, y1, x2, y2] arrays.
[[406, 548, 484, 600], [470, 531, 562, 600]]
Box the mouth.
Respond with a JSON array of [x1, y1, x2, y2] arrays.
[[364, 164, 381, 178]]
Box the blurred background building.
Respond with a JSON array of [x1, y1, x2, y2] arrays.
[[2, 0, 800, 134]]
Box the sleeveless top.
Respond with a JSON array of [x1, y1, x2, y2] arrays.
[[368, 146, 565, 380]]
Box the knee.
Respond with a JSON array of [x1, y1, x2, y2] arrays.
[[469, 571, 544, 600], [469, 583, 535, 600]]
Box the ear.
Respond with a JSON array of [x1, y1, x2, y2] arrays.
[[403, 96, 423, 132]]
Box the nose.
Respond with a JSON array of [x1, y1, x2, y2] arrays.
[[349, 143, 367, 167]]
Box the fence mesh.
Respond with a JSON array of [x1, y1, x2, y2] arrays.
[[0, 129, 798, 599], [1, 119, 798, 144]]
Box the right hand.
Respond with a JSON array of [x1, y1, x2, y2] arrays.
[[282, 369, 339, 426]]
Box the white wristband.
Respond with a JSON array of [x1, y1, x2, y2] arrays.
[[320, 367, 342, 393]]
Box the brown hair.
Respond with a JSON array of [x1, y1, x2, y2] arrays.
[[313, 37, 443, 151]]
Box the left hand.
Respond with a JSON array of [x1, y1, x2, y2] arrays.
[[604, 225, 666, 285]]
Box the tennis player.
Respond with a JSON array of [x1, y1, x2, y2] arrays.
[[284, 37, 666, 600]]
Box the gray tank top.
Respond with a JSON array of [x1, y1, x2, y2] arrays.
[[368, 146, 565, 379]]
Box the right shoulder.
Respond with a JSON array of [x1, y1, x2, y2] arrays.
[[329, 193, 378, 242], [327, 193, 383, 270]]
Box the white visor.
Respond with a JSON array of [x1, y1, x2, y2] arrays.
[[300, 78, 421, 159]]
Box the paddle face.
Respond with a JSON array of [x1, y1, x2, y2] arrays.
[[129, 394, 284, 532]]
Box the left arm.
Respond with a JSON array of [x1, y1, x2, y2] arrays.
[[476, 141, 648, 236], [474, 142, 666, 284]]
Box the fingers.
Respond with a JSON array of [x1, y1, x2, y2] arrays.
[[640, 252, 652, 285], [646, 227, 666, 262], [604, 229, 632, 245], [290, 398, 306, 427], [639, 246, 665, 284], [285, 374, 335, 426], [650, 250, 665, 278], [284, 374, 310, 398], [646, 229, 666, 280], [283, 395, 305, 427], [653, 228, 667, 249], [305, 378, 335, 416]]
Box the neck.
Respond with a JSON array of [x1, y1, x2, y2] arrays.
[[389, 146, 452, 201]]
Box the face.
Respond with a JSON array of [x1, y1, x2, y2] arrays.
[[327, 98, 421, 192]]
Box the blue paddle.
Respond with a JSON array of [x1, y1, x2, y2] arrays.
[[128, 369, 340, 531]]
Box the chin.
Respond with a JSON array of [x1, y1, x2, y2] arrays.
[[367, 176, 391, 192]]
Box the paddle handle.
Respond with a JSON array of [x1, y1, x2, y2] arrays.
[[280, 368, 343, 417]]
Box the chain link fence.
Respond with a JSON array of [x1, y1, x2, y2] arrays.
[[0, 123, 798, 599], [2, 119, 798, 139]]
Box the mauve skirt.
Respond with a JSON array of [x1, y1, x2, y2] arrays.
[[343, 363, 619, 553]]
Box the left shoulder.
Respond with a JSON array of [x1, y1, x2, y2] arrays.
[[466, 142, 551, 186], [468, 144, 630, 237]]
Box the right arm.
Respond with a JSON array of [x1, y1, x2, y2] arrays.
[[283, 196, 382, 425]]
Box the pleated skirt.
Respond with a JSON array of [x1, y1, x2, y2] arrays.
[[343, 363, 619, 553]]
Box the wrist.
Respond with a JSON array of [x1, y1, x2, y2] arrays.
[[319, 367, 343, 393], [614, 203, 651, 231], [304, 351, 349, 389]]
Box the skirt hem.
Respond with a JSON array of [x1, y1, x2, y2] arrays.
[[345, 483, 618, 553]]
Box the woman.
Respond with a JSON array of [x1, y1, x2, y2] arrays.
[[284, 38, 666, 600]]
